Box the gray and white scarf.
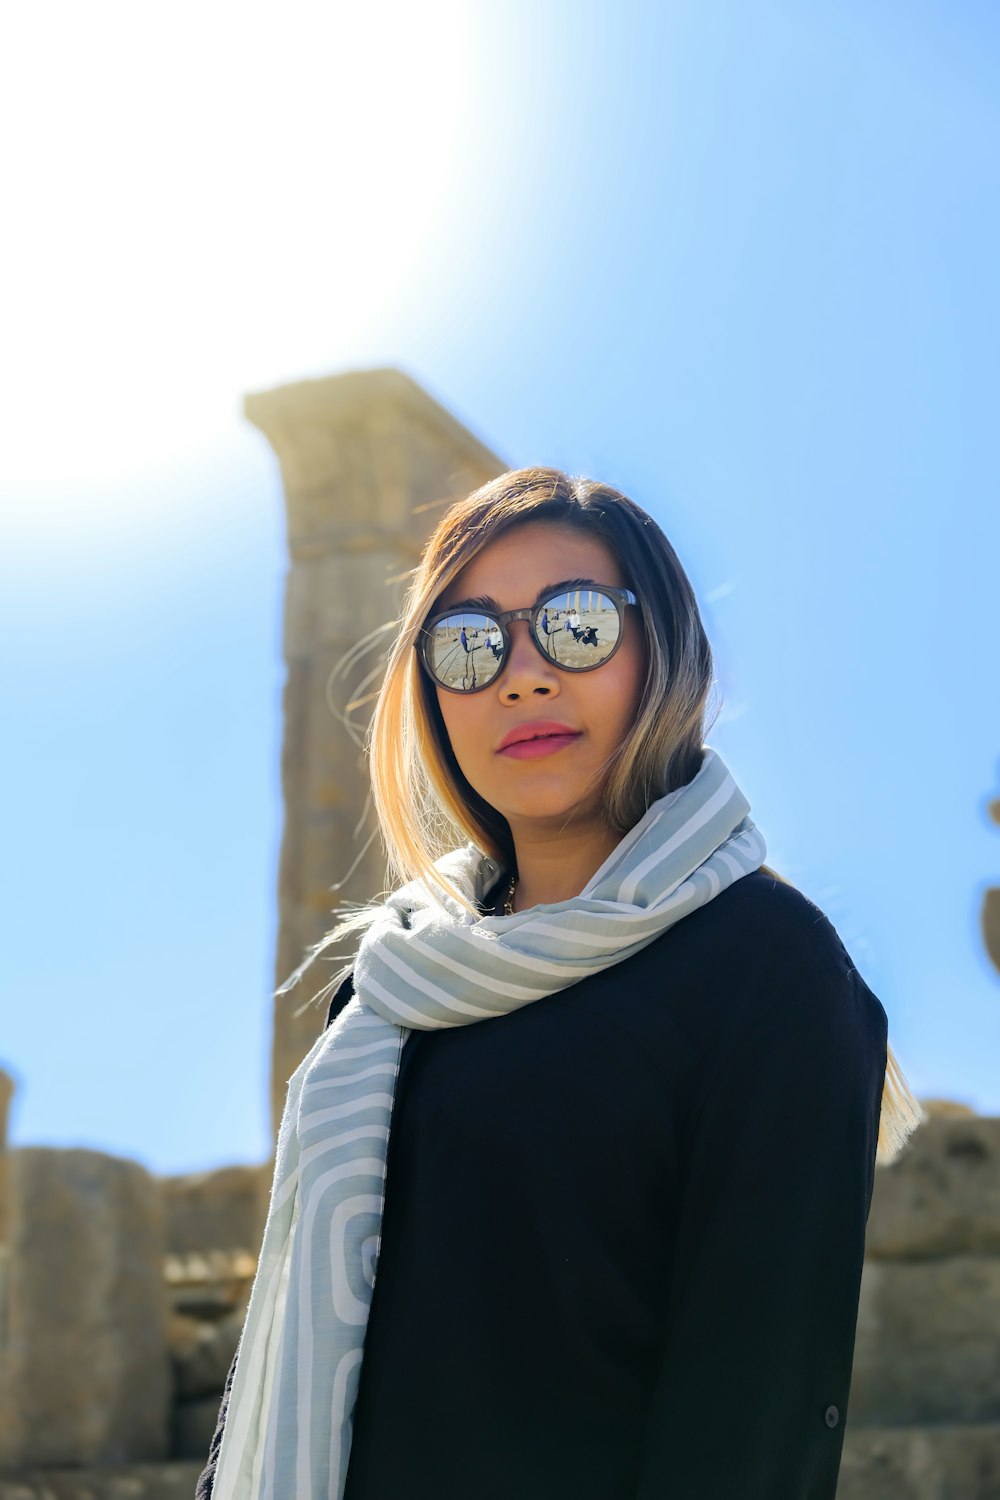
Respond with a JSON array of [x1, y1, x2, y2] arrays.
[[211, 746, 766, 1499]]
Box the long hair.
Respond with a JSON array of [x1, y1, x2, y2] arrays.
[[290, 465, 922, 1164]]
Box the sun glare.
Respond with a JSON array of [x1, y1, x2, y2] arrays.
[[0, 1, 470, 508]]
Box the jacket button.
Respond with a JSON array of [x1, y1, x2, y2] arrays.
[[824, 1405, 840, 1428]]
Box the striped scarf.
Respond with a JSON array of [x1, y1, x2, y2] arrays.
[[211, 747, 766, 1500]]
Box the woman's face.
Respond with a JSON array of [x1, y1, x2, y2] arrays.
[[432, 522, 646, 837]]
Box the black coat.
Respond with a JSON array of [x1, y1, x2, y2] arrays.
[[198, 870, 888, 1500]]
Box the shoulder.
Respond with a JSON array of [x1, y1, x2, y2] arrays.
[[645, 869, 889, 1063], [723, 870, 888, 1052], [683, 867, 860, 982]]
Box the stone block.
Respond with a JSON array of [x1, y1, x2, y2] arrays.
[[163, 1248, 255, 1324], [866, 1114, 1000, 1259], [283, 550, 406, 657], [837, 1423, 1000, 1500], [169, 1308, 242, 1402], [851, 1256, 1000, 1425], [171, 1395, 224, 1462], [244, 369, 504, 557], [983, 886, 1000, 975], [0, 1071, 13, 1148], [166, 1313, 202, 1357], [160, 1164, 268, 1256], [0, 1148, 170, 1468], [0, 1463, 203, 1499]]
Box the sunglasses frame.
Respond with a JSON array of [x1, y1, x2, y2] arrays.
[[418, 583, 638, 695]]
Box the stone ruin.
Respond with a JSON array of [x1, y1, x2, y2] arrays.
[[983, 786, 1000, 980], [0, 371, 997, 1498]]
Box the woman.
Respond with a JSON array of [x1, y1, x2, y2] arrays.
[[199, 468, 920, 1500]]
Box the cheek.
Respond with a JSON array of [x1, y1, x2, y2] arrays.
[[608, 636, 646, 725], [626, 616, 649, 708], [436, 693, 488, 775]]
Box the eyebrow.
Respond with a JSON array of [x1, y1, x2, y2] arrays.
[[441, 577, 604, 614]]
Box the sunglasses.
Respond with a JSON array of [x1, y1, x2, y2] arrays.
[[418, 580, 638, 694]]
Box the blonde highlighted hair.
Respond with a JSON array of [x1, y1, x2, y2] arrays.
[[298, 466, 922, 1164]]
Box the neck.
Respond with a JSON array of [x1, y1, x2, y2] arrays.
[[506, 819, 622, 912]]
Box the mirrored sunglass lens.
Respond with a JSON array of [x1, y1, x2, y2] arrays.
[[535, 590, 621, 667], [424, 611, 504, 691]]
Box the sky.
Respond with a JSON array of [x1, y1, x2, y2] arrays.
[[2, 0, 998, 1175]]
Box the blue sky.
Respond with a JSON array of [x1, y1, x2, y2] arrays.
[[2, 0, 998, 1174]]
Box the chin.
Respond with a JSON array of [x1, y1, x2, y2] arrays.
[[464, 759, 611, 828], [493, 786, 606, 828]]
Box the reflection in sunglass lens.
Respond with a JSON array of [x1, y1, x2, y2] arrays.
[[424, 611, 505, 692], [534, 589, 622, 669]]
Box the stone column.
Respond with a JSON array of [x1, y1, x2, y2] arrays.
[[244, 369, 506, 1134]]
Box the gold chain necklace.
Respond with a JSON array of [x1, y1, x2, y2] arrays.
[[503, 874, 517, 917]]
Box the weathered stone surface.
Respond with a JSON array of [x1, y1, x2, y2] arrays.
[[163, 1249, 255, 1322], [245, 368, 506, 1134], [0, 1431, 996, 1499], [169, 1309, 242, 1403], [866, 1115, 1000, 1259], [0, 1149, 170, 1468], [165, 1313, 202, 1358], [171, 1396, 223, 1462], [0, 1070, 13, 1147], [837, 1423, 1000, 1500], [160, 1164, 268, 1255], [244, 369, 504, 557], [0, 1463, 203, 1499], [983, 886, 1000, 976], [851, 1256, 1000, 1426], [918, 1099, 978, 1119]]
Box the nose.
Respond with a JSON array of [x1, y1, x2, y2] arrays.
[[498, 621, 560, 703]]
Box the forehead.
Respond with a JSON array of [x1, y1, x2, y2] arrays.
[[438, 522, 623, 609]]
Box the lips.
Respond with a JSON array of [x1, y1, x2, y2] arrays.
[[497, 721, 582, 755]]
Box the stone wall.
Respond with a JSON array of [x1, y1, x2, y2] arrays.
[[0, 1140, 271, 1480], [162, 1163, 268, 1260], [836, 1108, 1000, 1498], [160, 1164, 270, 1461], [2, 1117, 999, 1496]]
